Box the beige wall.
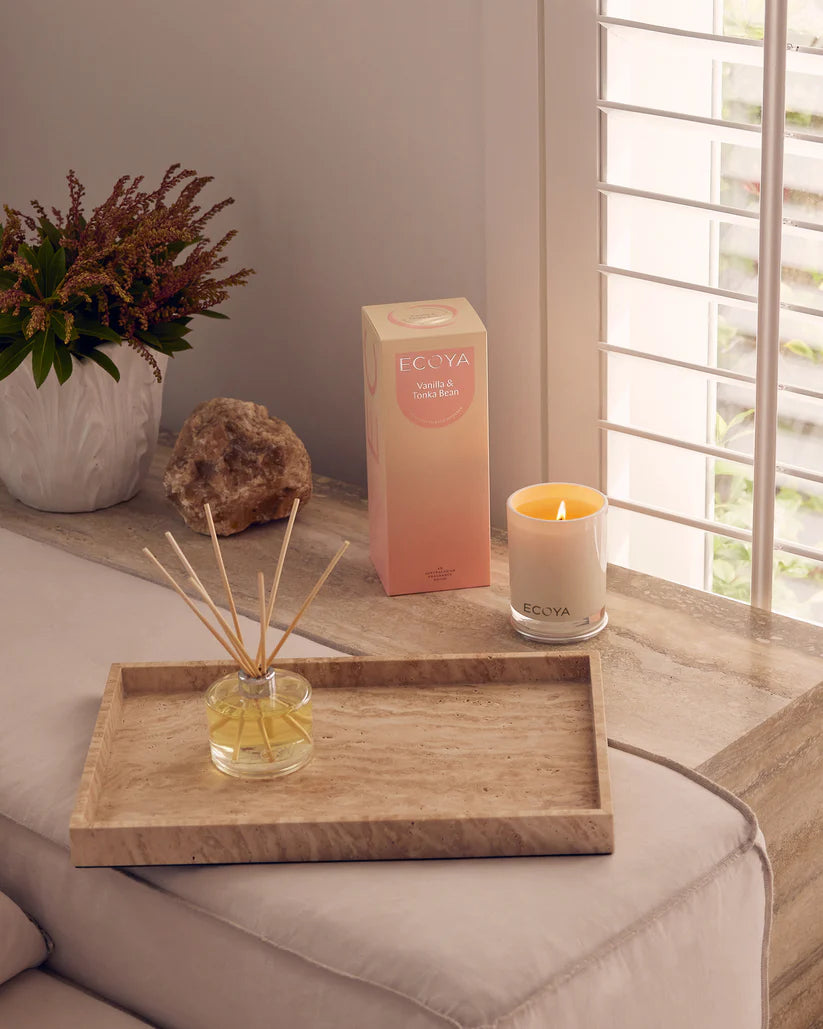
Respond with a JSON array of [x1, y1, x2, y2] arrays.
[[1, 1, 545, 522]]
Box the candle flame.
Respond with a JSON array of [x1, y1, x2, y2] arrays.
[[556, 500, 567, 521]]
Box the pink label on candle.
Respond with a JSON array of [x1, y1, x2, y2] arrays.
[[395, 347, 475, 428]]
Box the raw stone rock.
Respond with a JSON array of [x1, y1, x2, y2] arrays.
[[164, 398, 312, 536]]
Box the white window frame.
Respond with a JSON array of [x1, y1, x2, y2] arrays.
[[480, 0, 602, 518], [497, 0, 822, 616], [481, 1, 546, 524]]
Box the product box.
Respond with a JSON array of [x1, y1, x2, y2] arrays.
[[362, 298, 490, 596]]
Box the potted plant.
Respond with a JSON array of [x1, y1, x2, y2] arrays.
[[0, 165, 253, 512]]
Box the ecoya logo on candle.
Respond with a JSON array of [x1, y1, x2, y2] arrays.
[[396, 347, 475, 428], [523, 603, 571, 618]]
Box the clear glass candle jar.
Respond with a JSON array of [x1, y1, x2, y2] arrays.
[[507, 482, 608, 643], [204, 666, 313, 779]]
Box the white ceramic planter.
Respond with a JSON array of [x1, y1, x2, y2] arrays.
[[0, 343, 168, 512]]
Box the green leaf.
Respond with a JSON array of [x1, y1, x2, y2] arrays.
[[777, 559, 811, 579], [713, 558, 738, 585], [38, 217, 62, 249], [715, 412, 728, 443], [31, 327, 55, 388], [166, 240, 194, 258], [151, 321, 190, 342], [51, 311, 69, 340], [726, 408, 754, 431], [718, 541, 750, 564], [783, 339, 818, 362], [83, 347, 121, 382], [52, 343, 73, 384], [72, 316, 121, 343], [47, 247, 66, 295], [0, 337, 35, 381], [18, 242, 38, 265], [725, 474, 749, 503], [36, 240, 57, 295], [197, 309, 229, 320], [36, 238, 54, 269], [162, 338, 193, 353], [71, 335, 102, 354], [0, 313, 24, 335], [136, 328, 161, 348], [0, 270, 16, 289]]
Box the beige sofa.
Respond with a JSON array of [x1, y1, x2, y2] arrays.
[[0, 529, 773, 1028]]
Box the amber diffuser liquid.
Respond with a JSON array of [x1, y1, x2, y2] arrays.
[[205, 667, 313, 779]]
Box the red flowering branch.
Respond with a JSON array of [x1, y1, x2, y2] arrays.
[[0, 165, 254, 387]]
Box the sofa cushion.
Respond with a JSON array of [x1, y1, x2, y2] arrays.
[[0, 969, 154, 1028], [0, 889, 48, 985], [0, 753, 770, 1029]]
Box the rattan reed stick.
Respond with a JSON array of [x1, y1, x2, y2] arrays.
[[232, 708, 246, 761], [264, 498, 300, 631], [204, 502, 244, 646], [284, 712, 312, 744], [256, 571, 267, 674], [257, 700, 275, 759], [267, 541, 350, 664], [183, 576, 258, 677], [165, 531, 255, 670], [142, 548, 254, 672]]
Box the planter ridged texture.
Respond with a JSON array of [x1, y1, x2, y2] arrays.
[[0, 344, 168, 512]]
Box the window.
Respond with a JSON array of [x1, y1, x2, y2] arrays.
[[595, 0, 823, 625]]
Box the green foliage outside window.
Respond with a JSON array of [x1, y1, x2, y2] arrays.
[[711, 0, 823, 623], [712, 415, 823, 623]]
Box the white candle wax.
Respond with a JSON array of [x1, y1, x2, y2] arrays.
[[506, 482, 608, 643]]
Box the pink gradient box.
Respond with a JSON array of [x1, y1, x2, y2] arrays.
[[362, 298, 490, 596]]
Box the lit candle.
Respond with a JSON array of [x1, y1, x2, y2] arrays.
[[506, 482, 608, 643]]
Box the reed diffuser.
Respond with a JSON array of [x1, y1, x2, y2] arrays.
[[143, 499, 348, 779]]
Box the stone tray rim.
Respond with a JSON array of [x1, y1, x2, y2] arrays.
[[70, 652, 613, 866]]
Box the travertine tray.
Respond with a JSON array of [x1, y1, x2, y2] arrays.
[[70, 653, 613, 866]]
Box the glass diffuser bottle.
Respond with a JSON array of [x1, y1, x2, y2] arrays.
[[143, 497, 348, 783], [205, 665, 313, 779]]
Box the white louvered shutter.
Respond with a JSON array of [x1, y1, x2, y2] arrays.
[[597, 0, 823, 624]]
